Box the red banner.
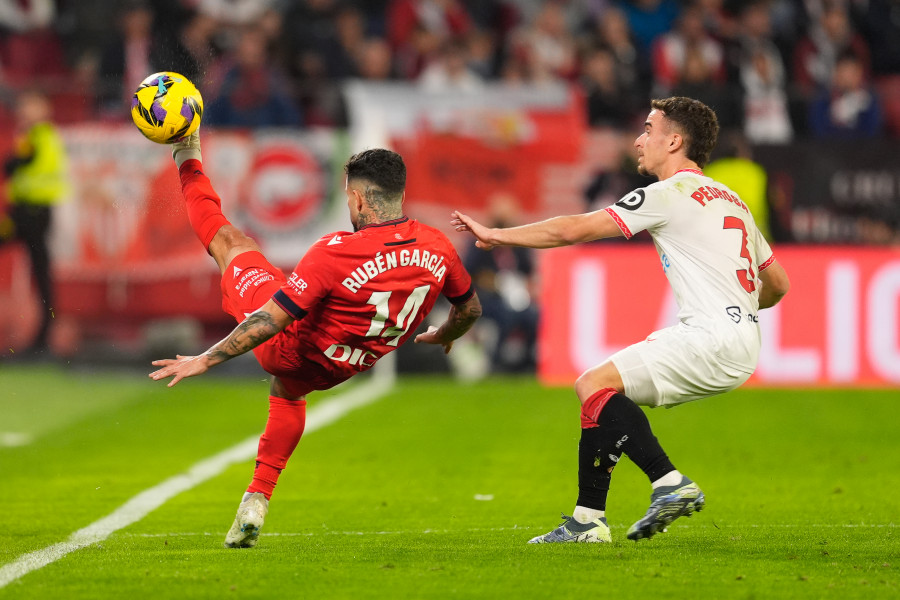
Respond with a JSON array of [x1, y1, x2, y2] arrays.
[[538, 245, 900, 387]]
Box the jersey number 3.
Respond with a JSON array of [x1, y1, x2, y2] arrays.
[[723, 216, 756, 293], [365, 284, 431, 346]]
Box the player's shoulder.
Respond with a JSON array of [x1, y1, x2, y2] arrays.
[[408, 218, 450, 239], [310, 230, 356, 251]]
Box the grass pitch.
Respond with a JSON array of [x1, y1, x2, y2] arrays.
[[1, 365, 897, 599]]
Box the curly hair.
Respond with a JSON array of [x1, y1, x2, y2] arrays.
[[650, 97, 719, 168], [344, 148, 406, 200]]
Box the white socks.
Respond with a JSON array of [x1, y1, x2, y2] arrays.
[[172, 130, 202, 168], [573, 505, 605, 524], [651, 470, 684, 489]]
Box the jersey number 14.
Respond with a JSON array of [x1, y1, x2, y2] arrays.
[[365, 284, 431, 346]]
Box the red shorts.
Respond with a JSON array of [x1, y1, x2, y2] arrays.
[[220, 251, 342, 398]]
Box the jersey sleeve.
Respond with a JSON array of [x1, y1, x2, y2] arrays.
[[604, 186, 668, 239], [751, 223, 776, 271], [440, 245, 474, 304], [271, 240, 334, 319]]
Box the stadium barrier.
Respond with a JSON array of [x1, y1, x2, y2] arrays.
[[537, 244, 900, 388]]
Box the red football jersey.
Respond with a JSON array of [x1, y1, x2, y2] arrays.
[[271, 216, 473, 382]]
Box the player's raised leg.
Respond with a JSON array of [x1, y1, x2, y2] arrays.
[[172, 131, 261, 274]]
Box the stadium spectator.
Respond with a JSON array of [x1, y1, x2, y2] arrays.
[[670, 43, 741, 130], [808, 50, 883, 139], [580, 44, 643, 128], [1, 90, 69, 356], [861, 0, 900, 77], [149, 10, 219, 87], [281, 0, 345, 80], [196, 0, 276, 27], [584, 6, 652, 109], [386, 0, 474, 78], [615, 0, 681, 55], [650, 5, 725, 96], [462, 194, 537, 373], [278, 2, 368, 126], [204, 27, 301, 128], [459, 0, 520, 78], [506, 1, 578, 83], [418, 35, 485, 92], [792, 2, 871, 100], [452, 96, 790, 545], [730, 2, 794, 143], [97, 1, 155, 118], [0, 0, 67, 90], [150, 137, 481, 548], [354, 37, 397, 80]]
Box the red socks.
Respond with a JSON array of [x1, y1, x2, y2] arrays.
[[248, 396, 307, 500], [580, 387, 617, 429], [178, 158, 231, 250]]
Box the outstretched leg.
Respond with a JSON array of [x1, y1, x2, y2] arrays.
[[225, 377, 307, 549]]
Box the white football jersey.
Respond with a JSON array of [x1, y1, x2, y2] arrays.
[[605, 169, 774, 366]]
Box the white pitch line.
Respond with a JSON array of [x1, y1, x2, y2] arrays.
[[118, 522, 899, 539], [0, 368, 394, 590], [0, 432, 33, 447]]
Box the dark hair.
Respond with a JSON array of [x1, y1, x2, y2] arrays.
[[344, 148, 406, 199], [650, 97, 719, 168]]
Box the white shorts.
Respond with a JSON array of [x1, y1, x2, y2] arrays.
[[609, 322, 755, 408]]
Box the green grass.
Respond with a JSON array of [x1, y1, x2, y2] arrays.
[[1, 365, 898, 598]]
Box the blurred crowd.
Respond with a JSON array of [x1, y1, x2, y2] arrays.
[[0, 0, 898, 140]]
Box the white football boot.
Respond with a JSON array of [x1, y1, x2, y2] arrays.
[[224, 492, 269, 548]]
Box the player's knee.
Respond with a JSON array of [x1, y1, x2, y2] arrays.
[[210, 226, 261, 270], [575, 365, 622, 405], [574, 372, 598, 405]]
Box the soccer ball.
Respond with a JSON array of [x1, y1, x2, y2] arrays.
[[131, 72, 203, 144]]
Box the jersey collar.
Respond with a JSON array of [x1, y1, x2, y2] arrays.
[[359, 216, 409, 231], [675, 168, 704, 176]]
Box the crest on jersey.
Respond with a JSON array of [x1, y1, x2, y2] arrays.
[[615, 189, 645, 211]]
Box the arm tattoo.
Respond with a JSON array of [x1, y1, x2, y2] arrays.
[[205, 310, 281, 365], [436, 296, 482, 342]]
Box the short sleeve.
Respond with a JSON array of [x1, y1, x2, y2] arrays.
[[272, 241, 333, 318], [604, 187, 668, 239], [751, 224, 775, 271], [440, 246, 474, 303]]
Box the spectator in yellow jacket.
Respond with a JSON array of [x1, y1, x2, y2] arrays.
[[3, 90, 69, 355]]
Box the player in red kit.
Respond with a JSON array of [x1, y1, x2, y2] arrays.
[[150, 132, 481, 548]]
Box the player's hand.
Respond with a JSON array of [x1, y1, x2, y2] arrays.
[[414, 325, 454, 354], [451, 211, 496, 250], [149, 354, 210, 387]]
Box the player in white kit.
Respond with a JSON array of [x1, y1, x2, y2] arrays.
[[452, 97, 791, 543]]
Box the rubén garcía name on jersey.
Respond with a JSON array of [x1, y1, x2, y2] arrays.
[[269, 216, 473, 382]]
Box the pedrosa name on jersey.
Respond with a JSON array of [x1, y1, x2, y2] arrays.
[[690, 185, 749, 214], [342, 249, 447, 293]]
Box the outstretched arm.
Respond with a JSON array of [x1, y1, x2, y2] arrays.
[[414, 292, 482, 354], [451, 209, 625, 250], [149, 298, 294, 387]]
